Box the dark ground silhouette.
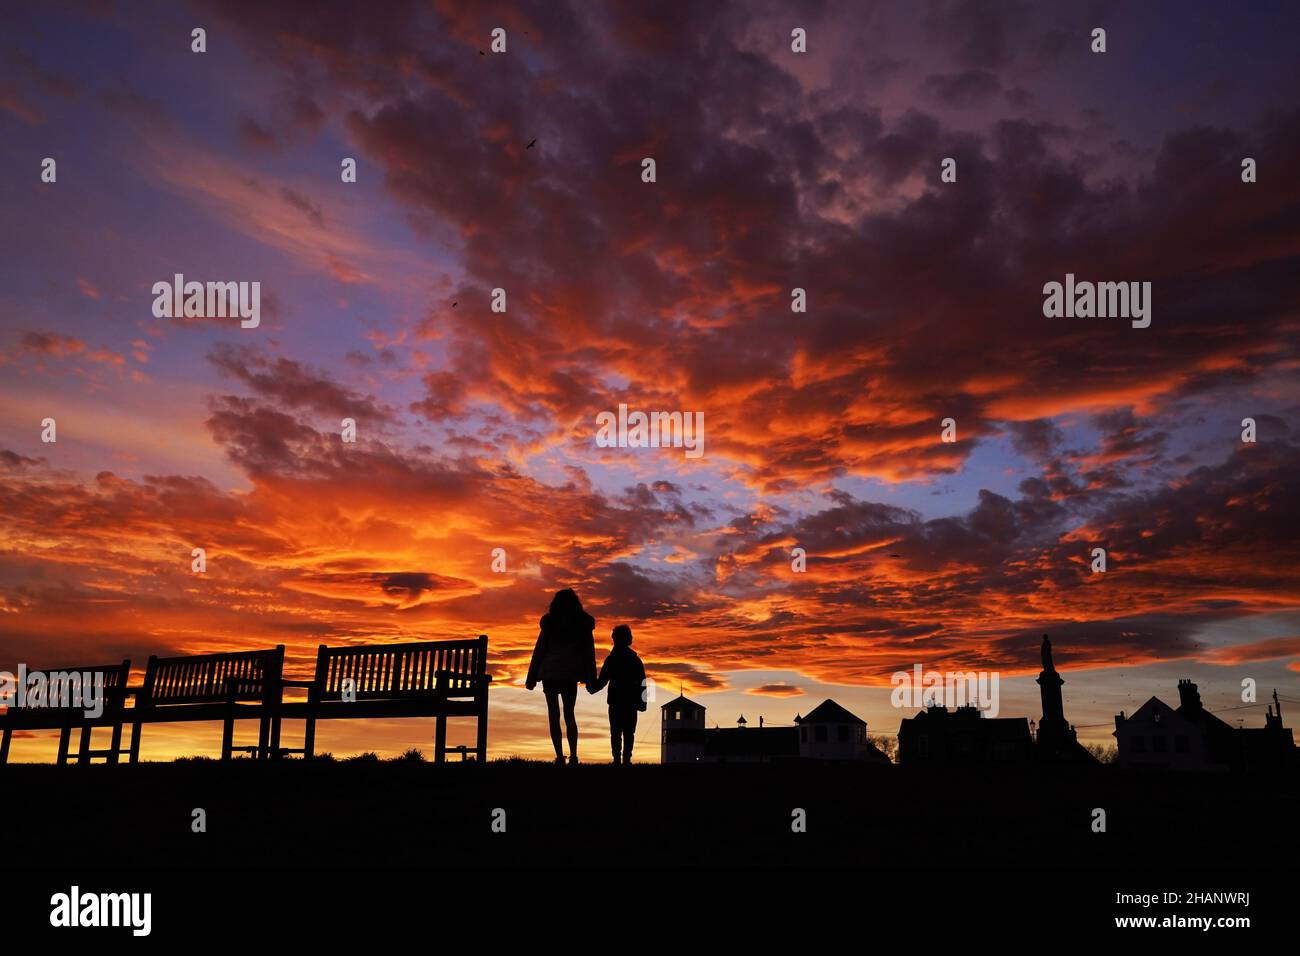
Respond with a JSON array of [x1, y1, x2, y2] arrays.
[[4, 759, 1295, 867]]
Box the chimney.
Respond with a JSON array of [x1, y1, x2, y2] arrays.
[[1177, 679, 1201, 713], [1265, 690, 1283, 730]]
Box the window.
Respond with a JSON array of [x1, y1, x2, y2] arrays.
[[814, 725, 827, 743], [1132, 735, 1146, 753], [918, 735, 929, 757], [857, 727, 865, 742], [800, 727, 807, 743], [1153, 735, 1167, 753], [1175, 735, 1189, 753], [837, 725, 849, 742]]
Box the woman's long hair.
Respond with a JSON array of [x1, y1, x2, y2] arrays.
[[548, 587, 584, 618]]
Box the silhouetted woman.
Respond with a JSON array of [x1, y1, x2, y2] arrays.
[[526, 588, 597, 764]]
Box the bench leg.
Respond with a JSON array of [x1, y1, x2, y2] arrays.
[[129, 721, 143, 764], [476, 703, 488, 763], [77, 725, 93, 765], [56, 726, 71, 765], [269, 714, 282, 760], [221, 716, 234, 761], [1, 725, 11, 765], [109, 722, 123, 765], [434, 715, 447, 764], [303, 716, 316, 759], [257, 715, 270, 760]]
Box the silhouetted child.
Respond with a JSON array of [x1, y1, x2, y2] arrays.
[[587, 624, 646, 764]]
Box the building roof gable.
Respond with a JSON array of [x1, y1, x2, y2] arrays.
[[798, 699, 866, 725]]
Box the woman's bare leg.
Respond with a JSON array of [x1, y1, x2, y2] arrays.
[[561, 685, 578, 760], [544, 690, 563, 760]]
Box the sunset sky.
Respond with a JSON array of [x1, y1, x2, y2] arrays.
[[2, 0, 1298, 762]]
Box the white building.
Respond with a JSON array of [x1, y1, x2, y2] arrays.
[[796, 699, 878, 760]]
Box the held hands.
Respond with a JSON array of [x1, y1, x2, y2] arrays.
[[525, 679, 536, 691]]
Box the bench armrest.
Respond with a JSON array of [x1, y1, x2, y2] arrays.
[[278, 679, 315, 688]]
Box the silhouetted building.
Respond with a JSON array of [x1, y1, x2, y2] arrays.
[[897, 704, 1032, 765], [661, 693, 706, 763], [701, 717, 798, 763], [1241, 691, 1296, 770], [1034, 635, 1098, 764], [661, 696, 887, 764], [895, 635, 1096, 767], [1114, 682, 1295, 771], [796, 699, 883, 761]]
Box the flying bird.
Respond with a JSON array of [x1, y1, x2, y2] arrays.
[[526, 139, 536, 149]]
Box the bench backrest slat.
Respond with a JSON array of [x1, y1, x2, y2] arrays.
[[140, 647, 285, 707], [314, 638, 485, 702]]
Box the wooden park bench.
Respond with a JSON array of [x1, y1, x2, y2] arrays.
[[278, 636, 491, 763], [128, 646, 286, 762], [0, 660, 133, 765]]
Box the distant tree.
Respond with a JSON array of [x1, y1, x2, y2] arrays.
[[1085, 743, 1117, 764], [869, 735, 897, 763], [395, 748, 425, 762]]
